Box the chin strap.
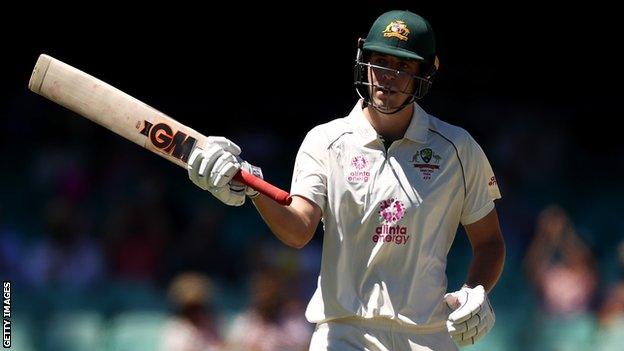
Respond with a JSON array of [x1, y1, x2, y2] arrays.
[[370, 102, 412, 115]]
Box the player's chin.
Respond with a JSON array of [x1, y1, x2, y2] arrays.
[[372, 96, 401, 111], [372, 102, 398, 114]]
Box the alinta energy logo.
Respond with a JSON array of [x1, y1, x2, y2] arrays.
[[347, 155, 371, 183], [372, 198, 410, 245]]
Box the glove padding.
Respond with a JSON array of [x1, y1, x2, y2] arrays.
[[187, 137, 245, 206], [445, 285, 495, 347]]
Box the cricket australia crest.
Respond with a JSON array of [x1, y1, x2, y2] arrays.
[[411, 148, 441, 181]]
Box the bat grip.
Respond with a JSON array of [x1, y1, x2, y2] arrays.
[[234, 170, 292, 205]]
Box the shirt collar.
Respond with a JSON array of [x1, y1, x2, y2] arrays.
[[347, 100, 378, 145], [404, 102, 430, 143], [347, 99, 430, 145]]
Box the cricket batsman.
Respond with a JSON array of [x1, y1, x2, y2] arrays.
[[187, 9, 505, 350]]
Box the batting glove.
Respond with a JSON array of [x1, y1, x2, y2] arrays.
[[187, 137, 245, 206], [236, 160, 263, 199], [445, 285, 495, 347]]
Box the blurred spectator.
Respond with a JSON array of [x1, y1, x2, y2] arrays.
[[167, 205, 231, 282], [0, 208, 24, 283], [244, 237, 321, 301], [593, 241, 624, 350], [29, 147, 91, 204], [597, 282, 624, 324], [225, 268, 312, 351], [21, 196, 104, 290], [524, 205, 599, 351], [597, 242, 624, 325], [104, 201, 170, 283], [161, 272, 224, 351], [525, 205, 598, 316]]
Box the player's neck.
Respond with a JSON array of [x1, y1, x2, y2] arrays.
[[364, 103, 414, 142]]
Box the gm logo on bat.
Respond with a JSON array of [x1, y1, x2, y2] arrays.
[[139, 121, 197, 163]]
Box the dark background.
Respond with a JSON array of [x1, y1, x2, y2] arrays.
[[3, 3, 622, 180], [1, 2, 623, 350]]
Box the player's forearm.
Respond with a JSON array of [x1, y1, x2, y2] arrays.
[[465, 237, 506, 293], [250, 194, 315, 249]]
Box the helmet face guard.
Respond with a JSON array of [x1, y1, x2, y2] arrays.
[[354, 38, 438, 114]]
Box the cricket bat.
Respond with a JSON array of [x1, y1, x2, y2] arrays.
[[28, 54, 292, 205]]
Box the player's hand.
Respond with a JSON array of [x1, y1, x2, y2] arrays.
[[445, 285, 495, 347], [187, 137, 245, 206], [235, 161, 263, 198]]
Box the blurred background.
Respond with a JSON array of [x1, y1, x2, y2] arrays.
[[1, 2, 623, 350]]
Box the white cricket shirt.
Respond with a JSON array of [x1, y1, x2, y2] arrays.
[[290, 100, 501, 329]]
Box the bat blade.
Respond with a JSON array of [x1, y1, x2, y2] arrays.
[[28, 54, 292, 205]]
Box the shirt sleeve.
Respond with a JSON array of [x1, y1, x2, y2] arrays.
[[460, 135, 502, 225], [290, 128, 328, 214]]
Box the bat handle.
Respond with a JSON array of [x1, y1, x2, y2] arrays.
[[234, 170, 292, 205]]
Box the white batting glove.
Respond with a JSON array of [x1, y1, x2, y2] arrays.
[[445, 285, 495, 347], [187, 137, 245, 206], [231, 160, 263, 199]]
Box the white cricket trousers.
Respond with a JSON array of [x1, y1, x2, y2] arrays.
[[309, 317, 459, 351]]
